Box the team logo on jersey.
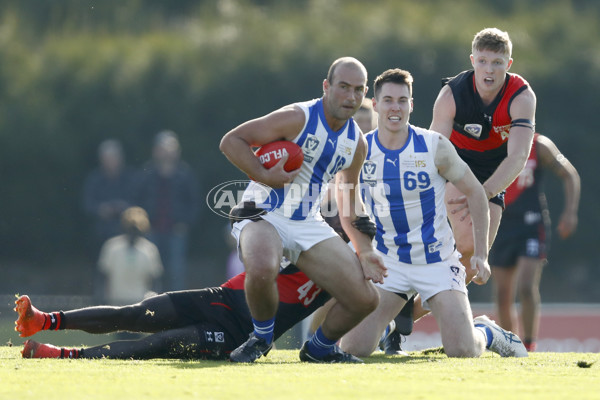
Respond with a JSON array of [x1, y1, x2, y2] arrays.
[[362, 160, 378, 186], [464, 124, 482, 138], [302, 135, 320, 162]]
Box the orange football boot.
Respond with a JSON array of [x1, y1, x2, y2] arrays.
[[14, 295, 46, 337], [22, 340, 61, 359]]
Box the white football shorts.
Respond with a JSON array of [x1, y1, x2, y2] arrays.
[[375, 250, 468, 310], [231, 211, 338, 264]]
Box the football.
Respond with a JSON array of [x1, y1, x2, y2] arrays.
[[254, 140, 304, 172]]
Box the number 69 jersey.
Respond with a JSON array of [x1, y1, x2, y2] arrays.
[[361, 126, 455, 265]]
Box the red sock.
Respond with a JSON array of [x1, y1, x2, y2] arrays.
[[61, 348, 80, 359], [42, 312, 64, 331], [524, 340, 536, 352]]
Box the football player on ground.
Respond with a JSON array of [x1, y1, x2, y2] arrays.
[[15, 215, 377, 360]]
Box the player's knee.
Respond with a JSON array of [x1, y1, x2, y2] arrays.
[[445, 345, 479, 358], [517, 283, 537, 302], [243, 258, 279, 280], [354, 285, 379, 316], [444, 340, 479, 358]]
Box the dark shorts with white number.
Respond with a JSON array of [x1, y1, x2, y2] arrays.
[[166, 288, 252, 356], [489, 212, 548, 268]]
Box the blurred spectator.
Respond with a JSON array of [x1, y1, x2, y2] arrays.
[[353, 97, 377, 133], [134, 130, 200, 291], [98, 207, 163, 305], [82, 139, 137, 253]]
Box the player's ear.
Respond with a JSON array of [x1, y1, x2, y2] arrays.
[[506, 58, 513, 71], [323, 78, 330, 94]]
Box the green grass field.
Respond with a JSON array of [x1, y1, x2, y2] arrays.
[[2, 346, 598, 400]]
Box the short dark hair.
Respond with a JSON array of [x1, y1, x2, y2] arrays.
[[373, 69, 413, 99]]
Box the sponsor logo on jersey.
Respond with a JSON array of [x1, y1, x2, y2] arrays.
[[302, 134, 320, 162], [493, 124, 512, 140], [464, 124, 482, 138], [428, 240, 443, 254]]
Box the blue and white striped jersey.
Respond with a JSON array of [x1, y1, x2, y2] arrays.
[[361, 126, 455, 264], [243, 98, 360, 221]]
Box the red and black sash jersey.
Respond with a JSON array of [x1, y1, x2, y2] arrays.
[[444, 70, 529, 182], [502, 133, 548, 220], [219, 264, 330, 342]]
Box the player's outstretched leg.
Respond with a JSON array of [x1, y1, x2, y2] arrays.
[[474, 315, 528, 357], [21, 340, 80, 359], [14, 295, 58, 338]]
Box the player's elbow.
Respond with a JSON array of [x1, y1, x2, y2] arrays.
[[219, 134, 232, 155]]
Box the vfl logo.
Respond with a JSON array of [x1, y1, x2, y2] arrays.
[[303, 135, 320, 162], [464, 124, 482, 138], [362, 160, 378, 186]]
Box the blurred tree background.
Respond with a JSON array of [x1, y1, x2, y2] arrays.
[[0, 0, 598, 302]]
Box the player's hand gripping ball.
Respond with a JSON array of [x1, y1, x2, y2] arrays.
[[254, 140, 304, 173]]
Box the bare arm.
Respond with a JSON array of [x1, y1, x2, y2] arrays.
[[430, 85, 455, 138], [435, 135, 490, 284], [336, 136, 387, 283], [219, 105, 304, 188], [482, 88, 537, 199], [536, 135, 581, 239]]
